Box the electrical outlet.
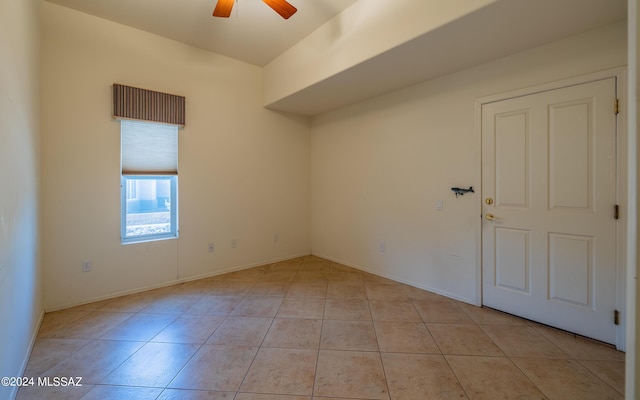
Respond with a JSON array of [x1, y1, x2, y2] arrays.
[[82, 260, 92, 272], [208, 242, 214, 252], [231, 239, 237, 248], [274, 233, 279, 242], [379, 242, 386, 253]]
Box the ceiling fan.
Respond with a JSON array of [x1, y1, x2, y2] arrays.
[[213, 0, 297, 19]]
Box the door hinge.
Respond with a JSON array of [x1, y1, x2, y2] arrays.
[[614, 204, 619, 220], [614, 309, 620, 325], [614, 98, 619, 115]]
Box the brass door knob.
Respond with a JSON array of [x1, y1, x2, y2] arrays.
[[485, 213, 496, 221]]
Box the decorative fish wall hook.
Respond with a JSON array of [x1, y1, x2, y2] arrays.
[[451, 186, 474, 198]]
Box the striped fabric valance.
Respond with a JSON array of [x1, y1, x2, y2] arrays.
[[113, 84, 185, 126]]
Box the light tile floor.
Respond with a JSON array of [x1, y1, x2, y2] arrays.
[[18, 256, 625, 400]]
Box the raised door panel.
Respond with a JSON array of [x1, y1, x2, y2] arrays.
[[495, 228, 530, 294], [549, 100, 593, 210], [548, 233, 593, 309], [495, 111, 529, 208]]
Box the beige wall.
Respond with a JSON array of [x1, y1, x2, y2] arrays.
[[636, 0, 640, 387], [310, 22, 627, 304], [264, 0, 494, 105], [41, 3, 311, 310], [1, 1, 634, 397], [0, 0, 41, 398], [631, 0, 640, 395]]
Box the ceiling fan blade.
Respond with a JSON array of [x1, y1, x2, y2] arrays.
[[262, 0, 297, 19], [213, 0, 235, 18]]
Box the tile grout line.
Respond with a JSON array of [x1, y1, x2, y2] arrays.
[[311, 275, 328, 399], [235, 258, 303, 398], [20, 256, 626, 399], [228, 260, 286, 397], [163, 265, 262, 398], [574, 358, 627, 396]]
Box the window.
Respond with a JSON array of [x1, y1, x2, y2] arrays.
[[121, 120, 178, 243], [113, 83, 184, 243]]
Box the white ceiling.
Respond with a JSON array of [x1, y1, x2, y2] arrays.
[[44, 0, 359, 66], [44, 0, 627, 115]]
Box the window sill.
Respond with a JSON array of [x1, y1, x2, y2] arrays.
[[121, 234, 179, 245]]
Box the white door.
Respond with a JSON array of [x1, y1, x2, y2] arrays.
[[481, 78, 618, 344]]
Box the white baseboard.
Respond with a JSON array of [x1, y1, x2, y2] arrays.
[[45, 252, 310, 312], [311, 252, 476, 305], [10, 309, 46, 400]]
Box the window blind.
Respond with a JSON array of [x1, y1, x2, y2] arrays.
[[113, 83, 185, 126], [121, 120, 178, 175]]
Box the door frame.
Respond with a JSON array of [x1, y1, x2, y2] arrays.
[[474, 67, 628, 350]]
